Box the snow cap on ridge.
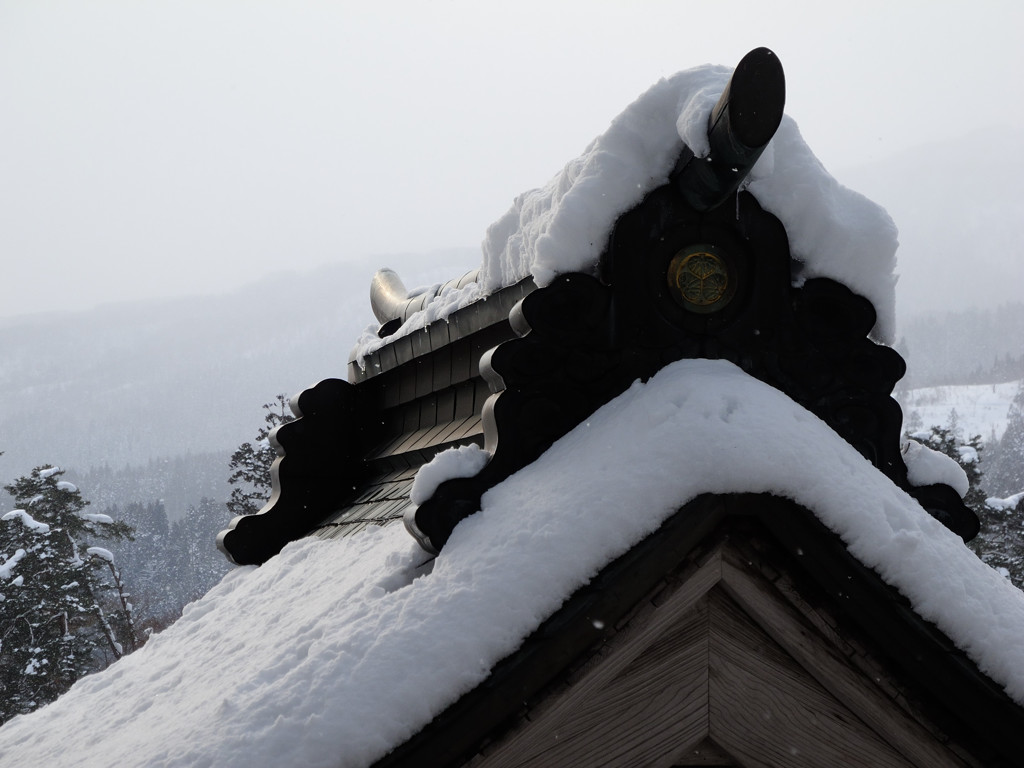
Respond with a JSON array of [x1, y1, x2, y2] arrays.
[[367, 63, 898, 353], [902, 439, 970, 497]]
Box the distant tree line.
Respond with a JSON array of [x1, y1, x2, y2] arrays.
[[60, 451, 232, 526], [98, 497, 231, 631], [899, 302, 1024, 388], [961, 353, 1024, 387]]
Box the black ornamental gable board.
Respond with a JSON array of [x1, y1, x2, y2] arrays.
[[217, 48, 974, 566]]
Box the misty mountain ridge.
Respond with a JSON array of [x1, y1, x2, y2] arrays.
[[0, 248, 478, 488]]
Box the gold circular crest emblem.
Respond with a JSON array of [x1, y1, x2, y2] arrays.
[[667, 244, 733, 313]]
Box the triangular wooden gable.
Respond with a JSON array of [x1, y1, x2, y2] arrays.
[[469, 542, 970, 768]]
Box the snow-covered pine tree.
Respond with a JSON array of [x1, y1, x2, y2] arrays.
[[908, 415, 987, 512], [0, 466, 138, 723], [226, 395, 294, 518], [973, 382, 1024, 587]]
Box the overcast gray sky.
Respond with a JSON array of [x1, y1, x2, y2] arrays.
[[2, 1, 1022, 319]]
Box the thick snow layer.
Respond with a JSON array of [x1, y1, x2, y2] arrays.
[[81, 513, 114, 524], [2, 360, 1022, 768], [2, 509, 51, 533], [900, 380, 1021, 443], [357, 64, 897, 359], [902, 439, 969, 497], [987, 492, 1024, 511], [86, 546, 114, 562], [0, 548, 27, 580], [409, 443, 489, 505]]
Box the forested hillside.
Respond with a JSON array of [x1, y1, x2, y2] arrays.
[[0, 248, 476, 482]]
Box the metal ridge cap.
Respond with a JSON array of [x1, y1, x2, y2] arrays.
[[349, 277, 537, 380]]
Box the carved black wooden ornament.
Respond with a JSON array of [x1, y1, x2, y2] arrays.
[[667, 244, 735, 312], [217, 48, 977, 565]]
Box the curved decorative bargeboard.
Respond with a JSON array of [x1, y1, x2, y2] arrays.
[[218, 49, 975, 565]]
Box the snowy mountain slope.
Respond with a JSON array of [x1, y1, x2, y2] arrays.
[[899, 379, 1021, 443]]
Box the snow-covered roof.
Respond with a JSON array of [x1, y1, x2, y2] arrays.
[[2, 360, 1023, 768], [356, 63, 897, 359], [2, 62, 1015, 766]]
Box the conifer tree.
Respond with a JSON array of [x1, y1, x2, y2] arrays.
[[908, 419, 987, 511], [1, 466, 137, 723], [226, 395, 294, 518], [969, 382, 1024, 587], [909, 409, 1024, 588], [987, 381, 1024, 498], [166, 498, 231, 607], [104, 500, 176, 631]]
